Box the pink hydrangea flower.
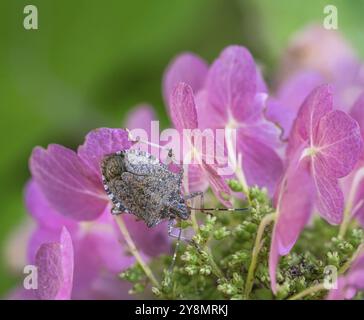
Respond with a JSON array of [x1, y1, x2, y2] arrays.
[[26, 121, 171, 299], [269, 84, 363, 293], [266, 71, 324, 140], [34, 227, 74, 300], [340, 92, 364, 227], [169, 82, 232, 207], [327, 252, 364, 300], [278, 24, 364, 112], [164, 46, 283, 196], [25, 180, 134, 299]]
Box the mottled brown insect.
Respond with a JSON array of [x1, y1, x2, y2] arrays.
[[101, 149, 197, 228]]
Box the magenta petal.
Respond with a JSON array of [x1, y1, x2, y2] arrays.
[[290, 85, 333, 154], [206, 46, 257, 122], [124, 215, 171, 257], [269, 156, 315, 292], [326, 277, 349, 300], [163, 52, 208, 107], [35, 227, 74, 300], [327, 253, 364, 300], [312, 163, 344, 224], [78, 128, 133, 178], [195, 89, 225, 129], [28, 227, 60, 265], [314, 110, 363, 178], [202, 162, 232, 207], [124, 104, 156, 131], [266, 71, 324, 139], [237, 131, 283, 196], [170, 82, 198, 131], [30, 145, 107, 221], [25, 180, 77, 231], [350, 92, 364, 137], [187, 164, 209, 193]]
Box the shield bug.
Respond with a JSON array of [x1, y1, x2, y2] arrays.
[[101, 144, 249, 236], [101, 148, 198, 229]]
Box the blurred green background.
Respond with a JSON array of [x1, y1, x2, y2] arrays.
[[0, 0, 363, 297]]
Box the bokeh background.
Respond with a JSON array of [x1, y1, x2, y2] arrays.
[[0, 0, 363, 297]]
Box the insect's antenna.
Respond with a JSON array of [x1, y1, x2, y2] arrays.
[[187, 206, 250, 213], [169, 226, 182, 272], [127, 128, 172, 153]]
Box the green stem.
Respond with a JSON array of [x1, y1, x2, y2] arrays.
[[244, 213, 275, 299], [114, 215, 159, 287], [339, 167, 364, 238], [339, 243, 364, 274], [288, 283, 327, 300]]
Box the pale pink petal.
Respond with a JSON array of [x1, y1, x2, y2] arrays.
[[256, 67, 268, 93], [28, 227, 60, 265], [30, 145, 107, 221], [288, 85, 333, 157], [202, 162, 232, 207], [163, 52, 208, 107], [7, 287, 36, 300], [269, 155, 315, 292], [237, 131, 283, 196], [266, 71, 324, 139], [35, 227, 74, 300], [349, 91, 364, 138], [25, 180, 77, 231], [327, 253, 364, 300], [78, 128, 132, 178], [314, 110, 363, 178], [326, 277, 349, 300], [312, 162, 344, 224], [124, 104, 156, 131], [170, 82, 198, 131], [206, 46, 257, 122], [187, 164, 209, 193], [124, 215, 171, 257]]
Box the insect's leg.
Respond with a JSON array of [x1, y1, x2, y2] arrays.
[[167, 219, 190, 242], [168, 219, 182, 272], [111, 202, 127, 215], [184, 191, 205, 211]]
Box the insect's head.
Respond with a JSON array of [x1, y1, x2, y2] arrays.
[[101, 151, 128, 181], [170, 198, 190, 220]]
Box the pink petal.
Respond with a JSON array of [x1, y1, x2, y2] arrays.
[[195, 89, 218, 130], [163, 52, 208, 107], [170, 82, 198, 131], [30, 145, 107, 221], [350, 91, 364, 138], [206, 46, 257, 122], [312, 162, 344, 224], [187, 164, 209, 193], [326, 277, 349, 300], [289, 84, 333, 156], [237, 130, 283, 196], [124, 104, 156, 130], [269, 155, 315, 292], [78, 128, 133, 179], [266, 71, 324, 139], [35, 227, 74, 300], [25, 180, 77, 231], [314, 110, 363, 178], [202, 162, 232, 207], [124, 215, 171, 257], [256, 67, 268, 93], [7, 287, 36, 300], [28, 227, 61, 265]]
